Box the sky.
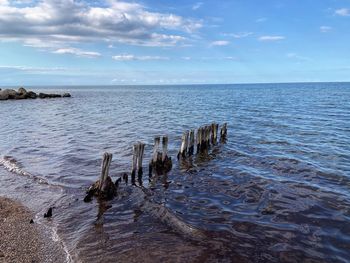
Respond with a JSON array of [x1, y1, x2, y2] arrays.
[[0, 0, 349, 85]]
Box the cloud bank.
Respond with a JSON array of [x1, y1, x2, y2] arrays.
[[0, 0, 202, 50]]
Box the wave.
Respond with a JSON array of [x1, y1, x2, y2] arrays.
[[0, 155, 49, 185]]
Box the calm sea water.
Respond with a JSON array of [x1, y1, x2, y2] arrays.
[[0, 83, 349, 262]]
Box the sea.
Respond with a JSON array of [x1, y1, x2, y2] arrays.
[[0, 83, 349, 263]]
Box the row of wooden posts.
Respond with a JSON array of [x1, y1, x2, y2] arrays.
[[85, 123, 227, 201]]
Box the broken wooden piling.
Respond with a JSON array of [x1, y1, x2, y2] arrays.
[[84, 152, 117, 202], [99, 152, 113, 192], [211, 123, 219, 144], [220, 123, 228, 142], [188, 130, 195, 156], [178, 131, 189, 158], [196, 127, 202, 154], [162, 136, 168, 162], [131, 144, 138, 177], [137, 143, 145, 176], [150, 136, 172, 175], [132, 142, 145, 177]]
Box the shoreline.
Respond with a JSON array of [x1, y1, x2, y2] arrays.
[[0, 196, 67, 263]]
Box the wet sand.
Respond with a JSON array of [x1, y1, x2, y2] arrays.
[[0, 196, 66, 263]]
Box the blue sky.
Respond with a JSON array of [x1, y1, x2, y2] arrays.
[[0, 0, 349, 85]]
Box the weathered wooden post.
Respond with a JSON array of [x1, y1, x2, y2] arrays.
[[149, 137, 160, 175], [206, 125, 211, 147], [200, 127, 206, 151], [84, 152, 117, 202], [220, 123, 228, 142], [161, 136, 172, 173], [211, 123, 218, 144], [131, 144, 138, 177], [137, 143, 145, 176], [178, 131, 189, 158], [196, 127, 202, 154], [150, 136, 172, 174], [188, 130, 195, 156], [162, 136, 168, 162], [99, 152, 113, 192]]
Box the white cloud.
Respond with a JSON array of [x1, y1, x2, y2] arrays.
[[53, 48, 101, 58], [335, 8, 350, 16], [0, 0, 202, 50], [320, 26, 332, 33], [192, 2, 203, 10], [222, 32, 253, 39], [258, 36, 285, 42], [286, 53, 310, 61], [112, 54, 169, 61], [210, 40, 230, 46]]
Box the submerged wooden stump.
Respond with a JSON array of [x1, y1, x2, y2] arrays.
[[149, 136, 172, 175], [84, 152, 117, 202]]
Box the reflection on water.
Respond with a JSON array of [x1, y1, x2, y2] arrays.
[[0, 83, 350, 262]]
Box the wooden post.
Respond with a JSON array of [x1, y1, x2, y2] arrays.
[[149, 136, 160, 175], [200, 127, 204, 151], [207, 125, 211, 146], [196, 127, 202, 154], [137, 143, 145, 176], [202, 126, 209, 150], [188, 130, 195, 156], [131, 144, 138, 177], [178, 131, 189, 158], [152, 137, 161, 163], [162, 136, 168, 162], [212, 123, 218, 144], [220, 123, 227, 142], [99, 152, 112, 192]]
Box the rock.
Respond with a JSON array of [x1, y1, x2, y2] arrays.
[[27, 91, 37, 99], [44, 207, 53, 218], [0, 89, 17, 100], [0, 88, 69, 101], [39, 93, 62, 99], [17, 87, 27, 95], [30, 219, 34, 224]]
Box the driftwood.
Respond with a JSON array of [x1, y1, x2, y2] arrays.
[[84, 152, 117, 202], [150, 136, 172, 175]]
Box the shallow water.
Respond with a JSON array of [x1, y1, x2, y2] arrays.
[[0, 83, 349, 262]]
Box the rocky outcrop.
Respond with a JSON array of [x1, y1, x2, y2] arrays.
[[0, 87, 71, 101]]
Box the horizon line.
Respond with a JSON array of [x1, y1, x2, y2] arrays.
[[1, 81, 350, 88]]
